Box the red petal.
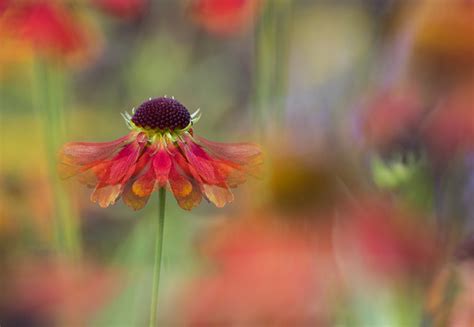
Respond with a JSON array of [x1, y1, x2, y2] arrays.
[[131, 145, 155, 178], [58, 133, 132, 179], [180, 141, 226, 185], [195, 135, 262, 165], [153, 148, 172, 188], [101, 139, 144, 185]]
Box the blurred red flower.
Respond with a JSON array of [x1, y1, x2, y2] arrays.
[[92, 0, 147, 20], [189, 0, 263, 36], [179, 216, 339, 325], [335, 198, 440, 281], [0, 0, 99, 65], [0, 258, 120, 326], [59, 97, 262, 210], [448, 261, 474, 327], [422, 82, 474, 162], [361, 87, 425, 155]]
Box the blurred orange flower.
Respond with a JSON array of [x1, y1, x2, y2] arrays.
[[59, 97, 262, 210], [412, 0, 474, 69], [189, 0, 263, 36]]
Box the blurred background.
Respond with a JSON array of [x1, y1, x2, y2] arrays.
[[1, 0, 474, 326]]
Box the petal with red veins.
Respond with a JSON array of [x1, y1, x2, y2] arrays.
[[195, 135, 262, 165], [153, 148, 172, 188], [132, 146, 155, 178], [58, 133, 133, 179], [102, 140, 144, 185], [180, 141, 225, 185], [132, 164, 156, 197], [171, 146, 195, 178]]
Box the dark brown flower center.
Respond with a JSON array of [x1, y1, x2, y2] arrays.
[[131, 97, 191, 131]]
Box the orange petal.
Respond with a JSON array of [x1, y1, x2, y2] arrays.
[[91, 184, 122, 208], [203, 184, 234, 208], [169, 164, 193, 198], [175, 182, 202, 211], [122, 182, 150, 210], [132, 165, 156, 197]]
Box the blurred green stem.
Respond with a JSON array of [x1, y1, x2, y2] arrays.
[[254, 0, 291, 136], [34, 60, 81, 258], [149, 188, 166, 327]]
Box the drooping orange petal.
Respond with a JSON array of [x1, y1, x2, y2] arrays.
[[153, 148, 172, 188], [122, 181, 151, 210], [175, 181, 203, 211], [167, 157, 201, 210], [132, 164, 156, 198], [169, 164, 193, 199], [203, 184, 234, 208], [90, 184, 122, 208], [213, 161, 247, 187]]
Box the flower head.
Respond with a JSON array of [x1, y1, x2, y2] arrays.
[[59, 97, 262, 211]]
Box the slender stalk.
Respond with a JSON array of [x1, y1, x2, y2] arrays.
[[274, 0, 292, 127], [149, 187, 166, 327], [254, 0, 292, 137], [254, 0, 275, 137]]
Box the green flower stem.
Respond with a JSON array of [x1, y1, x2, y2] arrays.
[[254, 0, 292, 136], [34, 60, 81, 258], [274, 0, 292, 126], [149, 187, 166, 327]]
